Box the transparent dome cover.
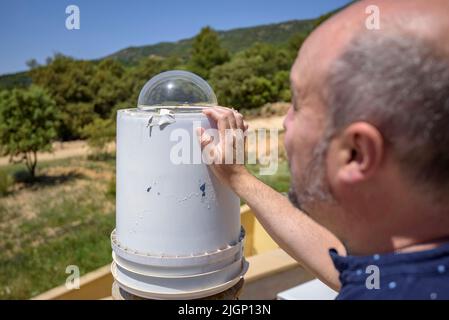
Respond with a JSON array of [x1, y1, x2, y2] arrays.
[[137, 70, 218, 109]]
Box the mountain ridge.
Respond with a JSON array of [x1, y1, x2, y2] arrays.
[[1, 0, 358, 89], [102, 19, 315, 64]]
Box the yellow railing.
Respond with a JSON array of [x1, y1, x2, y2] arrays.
[[33, 205, 312, 300]]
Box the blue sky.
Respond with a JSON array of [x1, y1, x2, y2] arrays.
[[0, 0, 352, 75]]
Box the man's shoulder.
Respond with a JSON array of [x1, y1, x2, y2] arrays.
[[330, 243, 449, 300]]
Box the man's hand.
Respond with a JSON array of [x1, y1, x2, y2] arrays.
[[197, 106, 250, 188], [197, 105, 343, 291]]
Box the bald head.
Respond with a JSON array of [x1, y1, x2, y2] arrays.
[[291, 0, 449, 201], [293, 0, 449, 95]]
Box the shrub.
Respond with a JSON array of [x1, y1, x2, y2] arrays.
[[0, 170, 13, 196]]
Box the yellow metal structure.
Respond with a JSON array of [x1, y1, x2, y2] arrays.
[[33, 205, 312, 300]]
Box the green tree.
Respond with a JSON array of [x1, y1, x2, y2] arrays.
[[189, 27, 229, 79], [0, 86, 59, 179], [30, 54, 95, 106], [210, 43, 291, 109], [26, 58, 40, 70], [127, 55, 182, 105], [30, 54, 96, 140], [273, 70, 291, 102], [60, 102, 97, 139], [287, 32, 308, 59], [81, 117, 115, 157], [90, 59, 129, 118]]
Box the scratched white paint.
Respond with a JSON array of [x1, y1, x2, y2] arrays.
[[112, 70, 247, 298], [115, 108, 241, 256]]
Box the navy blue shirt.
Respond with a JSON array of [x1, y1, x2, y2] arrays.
[[329, 242, 449, 300]]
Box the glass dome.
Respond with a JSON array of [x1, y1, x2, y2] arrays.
[[137, 70, 218, 109]]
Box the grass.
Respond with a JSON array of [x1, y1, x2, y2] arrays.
[[0, 155, 115, 299], [0, 169, 13, 196], [0, 153, 290, 299], [247, 160, 290, 194]]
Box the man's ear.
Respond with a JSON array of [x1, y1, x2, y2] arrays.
[[335, 122, 384, 184]]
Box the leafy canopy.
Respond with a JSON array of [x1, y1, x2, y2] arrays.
[[0, 86, 59, 178]]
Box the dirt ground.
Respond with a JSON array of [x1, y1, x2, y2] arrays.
[[0, 140, 89, 166], [0, 115, 286, 166], [247, 115, 284, 130], [0, 113, 288, 299]]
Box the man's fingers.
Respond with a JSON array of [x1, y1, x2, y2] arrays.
[[233, 110, 245, 131], [196, 127, 213, 149], [202, 107, 248, 162], [202, 107, 224, 121], [203, 108, 230, 144], [215, 107, 238, 129], [213, 106, 233, 114], [204, 107, 245, 131], [227, 110, 238, 130], [203, 108, 230, 130]]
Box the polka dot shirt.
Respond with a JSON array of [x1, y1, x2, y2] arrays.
[[329, 242, 449, 300]]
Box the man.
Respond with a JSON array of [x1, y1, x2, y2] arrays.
[[197, 0, 449, 299]]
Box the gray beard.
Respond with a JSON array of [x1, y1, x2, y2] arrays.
[[288, 186, 303, 210], [287, 136, 335, 212]]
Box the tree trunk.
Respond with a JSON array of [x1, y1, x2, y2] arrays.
[[25, 150, 38, 180]]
